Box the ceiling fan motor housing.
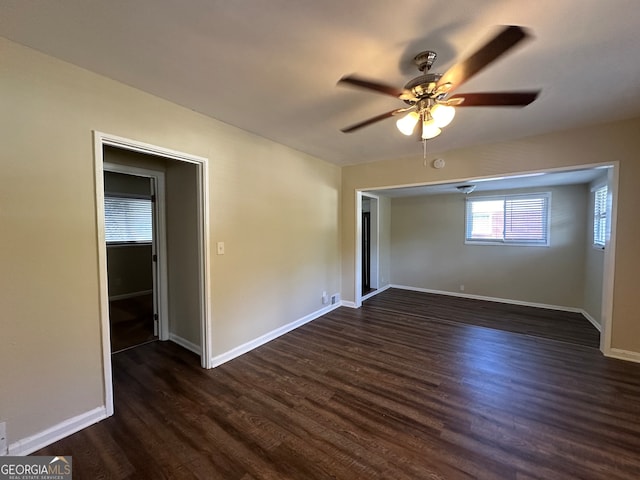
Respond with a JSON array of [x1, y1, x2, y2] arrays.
[[403, 72, 443, 103], [414, 50, 437, 71]]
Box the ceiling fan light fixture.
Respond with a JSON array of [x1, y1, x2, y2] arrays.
[[430, 104, 456, 127], [421, 118, 441, 139], [396, 111, 420, 136]]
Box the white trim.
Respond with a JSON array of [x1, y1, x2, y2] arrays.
[[580, 309, 602, 332], [600, 163, 618, 356], [198, 157, 213, 369], [210, 303, 341, 368], [354, 192, 363, 308], [607, 348, 640, 364], [94, 131, 213, 420], [391, 284, 586, 315], [169, 334, 202, 355], [341, 300, 358, 309], [361, 284, 391, 302], [108, 289, 153, 301], [93, 135, 115, 417], [7, 407, 107, 456]]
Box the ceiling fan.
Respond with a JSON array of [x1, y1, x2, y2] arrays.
[[338, 25, 540, 144]]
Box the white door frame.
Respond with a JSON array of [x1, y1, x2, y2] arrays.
[[103, 162, 169, 341], [354, 191, 381, 307], [93, 131, 212, 417]]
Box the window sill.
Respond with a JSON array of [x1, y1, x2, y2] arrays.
[[107, 242, 152, 247], [465, 240, 550, 247]]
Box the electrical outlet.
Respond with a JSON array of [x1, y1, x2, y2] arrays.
[[216, 242, 225, 255], [460, 284, 465, 292], [0, 422, 7, 455], [322, 291, 329, 304]]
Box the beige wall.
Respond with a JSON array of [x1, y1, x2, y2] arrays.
[[378, 195, 392, 288], [165, 161, 201, 346], [342, 116, 640, 355], [389, 185, 589, 307], [0, 38, 341, 443]]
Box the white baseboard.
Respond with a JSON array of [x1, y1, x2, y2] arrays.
[[390, 284, 584, 315], [340, 300, 358, 308], [6, 407, 107, 456], [169, 334, 202, 355], [109, 289, 153, 301], [362, 284, 391, 302], [580, 309, 602, 332], [606, 348, 640, 364], [210, 303, 341, 368]]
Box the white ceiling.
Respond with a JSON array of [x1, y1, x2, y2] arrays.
[[1, 1, 639, 166]]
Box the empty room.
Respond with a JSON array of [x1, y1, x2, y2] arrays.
[[1, 1, 640, 479]]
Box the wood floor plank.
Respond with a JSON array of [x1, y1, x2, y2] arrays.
[[364, 288, 601, 348], [34, 289, 640, 479]]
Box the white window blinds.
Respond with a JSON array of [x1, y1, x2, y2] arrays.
[[465, 193, 550, 246], [593, 185, 607, 247], [104, 196, 153, 243]]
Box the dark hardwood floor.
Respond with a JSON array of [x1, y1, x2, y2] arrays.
[[35, 289, 640, 479], [109, 293, 156, 352], [364, 288, 601, 348]]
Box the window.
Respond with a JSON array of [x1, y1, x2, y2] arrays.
[[593, 185, 607, 248], [104, 196, 153, 243], [465, 193, 550, 246]]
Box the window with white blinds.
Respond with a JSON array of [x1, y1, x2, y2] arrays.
[[104, 196, 153, 243], [593, 185, 607, 248], [465, 193, 550, 246]]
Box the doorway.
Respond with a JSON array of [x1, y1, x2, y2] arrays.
[[362, 210, 371, 294], [359, 194, 380, 300], [355, 163, 619, 358], [104, 169, 161, 352], [94, 132, 212, 417]]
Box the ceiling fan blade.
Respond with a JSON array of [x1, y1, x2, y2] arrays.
[[341, 108, 407, 133], [436, 25, 531, 95], [338, 75, 414, 100], [448, 91, 540, 107]]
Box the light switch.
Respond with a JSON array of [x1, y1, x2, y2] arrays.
[[217, 242, 225, 255]]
